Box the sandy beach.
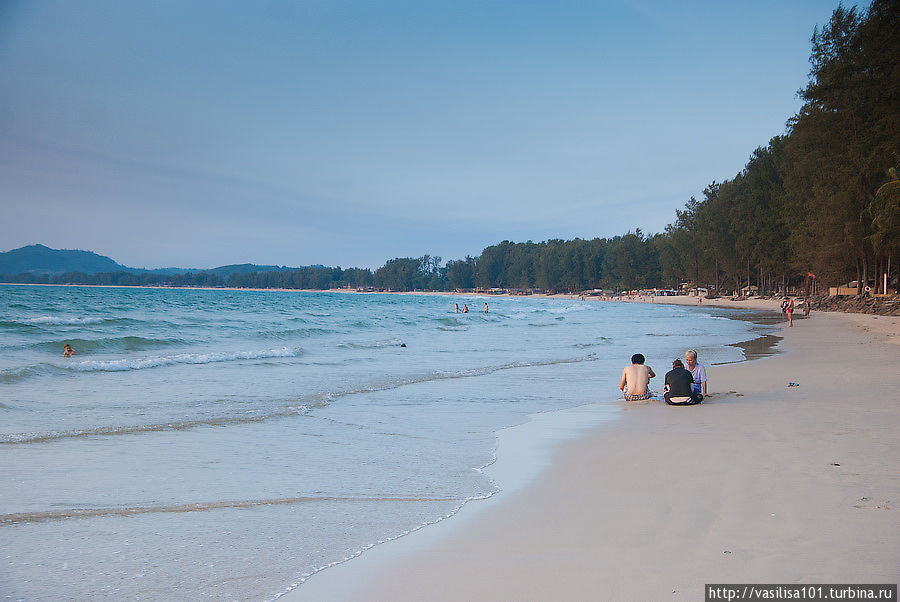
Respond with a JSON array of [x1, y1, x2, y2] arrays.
[[286, 308, 900, 600]]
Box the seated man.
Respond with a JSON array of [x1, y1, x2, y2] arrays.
[[684, 349, 708, 397], [620, 353, 655, 401], [664, 359, 702, 405]]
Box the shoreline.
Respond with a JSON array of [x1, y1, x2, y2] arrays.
[[266, 300, 786, 598], [284, 310, 900, 600], [5, 281, 892, 322], [0, 280, 806, 310], [279, 306, 783, 599]]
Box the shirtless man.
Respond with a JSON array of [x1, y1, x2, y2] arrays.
[[63, 343, 76, 357], [619, 353, 655, 401]]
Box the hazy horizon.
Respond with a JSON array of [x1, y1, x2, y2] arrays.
[[1, 1, 843, 270]]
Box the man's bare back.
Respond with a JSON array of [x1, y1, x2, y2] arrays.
[[620, 364, 654, 395]]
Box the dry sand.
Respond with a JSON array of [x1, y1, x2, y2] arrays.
[[285, 306, 899, 601]]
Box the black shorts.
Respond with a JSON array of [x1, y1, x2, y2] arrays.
[[664, 392, 702, 405]]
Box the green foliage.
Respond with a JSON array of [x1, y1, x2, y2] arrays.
[[660, 0, 898, 292]]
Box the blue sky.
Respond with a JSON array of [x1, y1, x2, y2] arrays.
[[1, 0, 844, 269]]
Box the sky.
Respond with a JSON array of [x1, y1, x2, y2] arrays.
[[0, 0, 845, 269]]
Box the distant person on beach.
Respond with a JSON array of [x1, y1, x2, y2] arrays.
[[664, 359, 701, 405], [462, 304, 469, 313], [781, 298, 789, 318], [684, 349, 707, 397], [803, 298, 810, 317], [620, 353, 655, 401], [454, 303, 460, 313], [786, 298, 795, 327], [483, 303, 489, 313], [63, 343, 76, 357]]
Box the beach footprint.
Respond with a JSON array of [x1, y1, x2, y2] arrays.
[[853, 496, 892, 510]]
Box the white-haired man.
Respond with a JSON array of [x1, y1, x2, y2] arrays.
[[684, 349, 707, 398]]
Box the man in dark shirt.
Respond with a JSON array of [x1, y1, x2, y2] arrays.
[[664, 359, 702, 405]]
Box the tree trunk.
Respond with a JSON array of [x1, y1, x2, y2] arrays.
[[862, 252, 868, 292], [876, 258, 881, 294]]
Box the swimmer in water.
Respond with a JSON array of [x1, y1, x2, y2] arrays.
[[483, 303, 488, 313], [63, 343, 76, 357], [454, 303, 460, 313], [462, 304, 469, 313]]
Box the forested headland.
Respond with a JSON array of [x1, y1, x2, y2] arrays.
[[3, 2, 897, 295]]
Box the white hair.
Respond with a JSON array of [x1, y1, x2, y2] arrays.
[[685, 349, 698, 362]]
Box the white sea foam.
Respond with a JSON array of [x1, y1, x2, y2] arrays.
[[547, 304, 590, 314], [66, 347, 304, 372], [336, 338, 404, 349], [25, 316, 107, 325]]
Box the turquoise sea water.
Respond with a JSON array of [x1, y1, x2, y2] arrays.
[[0, 285, 772, 600]]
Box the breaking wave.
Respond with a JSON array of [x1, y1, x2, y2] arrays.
[[336, 338, 405, 349], [65, 347, 305, 372], [29, 336, 188, 354], [2, 353, 596, 444]]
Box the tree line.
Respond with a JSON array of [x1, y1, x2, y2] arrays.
[[3, 2, 896, 295], [656, 0, 898, 294]]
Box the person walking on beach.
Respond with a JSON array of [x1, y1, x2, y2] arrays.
[[620, 353, 655, 401], [803, 298, 810, 317], [786, 297, 795, 327], [664, 359, 701, 405], [684, 349, 707, 397]]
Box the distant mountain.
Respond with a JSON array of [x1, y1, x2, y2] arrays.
[[0, 244, 128, 275], [204, 264, 294, 278], [0, 245, 299, 278]]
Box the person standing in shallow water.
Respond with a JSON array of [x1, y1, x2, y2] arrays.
[[620, 353, 655, 401], [462, 304, 468, 313]]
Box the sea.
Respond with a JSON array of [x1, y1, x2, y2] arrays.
[[0, 285, 775, 600]]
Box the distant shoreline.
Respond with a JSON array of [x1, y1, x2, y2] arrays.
[[0, 280, 793, 313]]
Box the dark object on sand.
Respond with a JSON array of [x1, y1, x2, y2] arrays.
[[400, 343, 407, 347]]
